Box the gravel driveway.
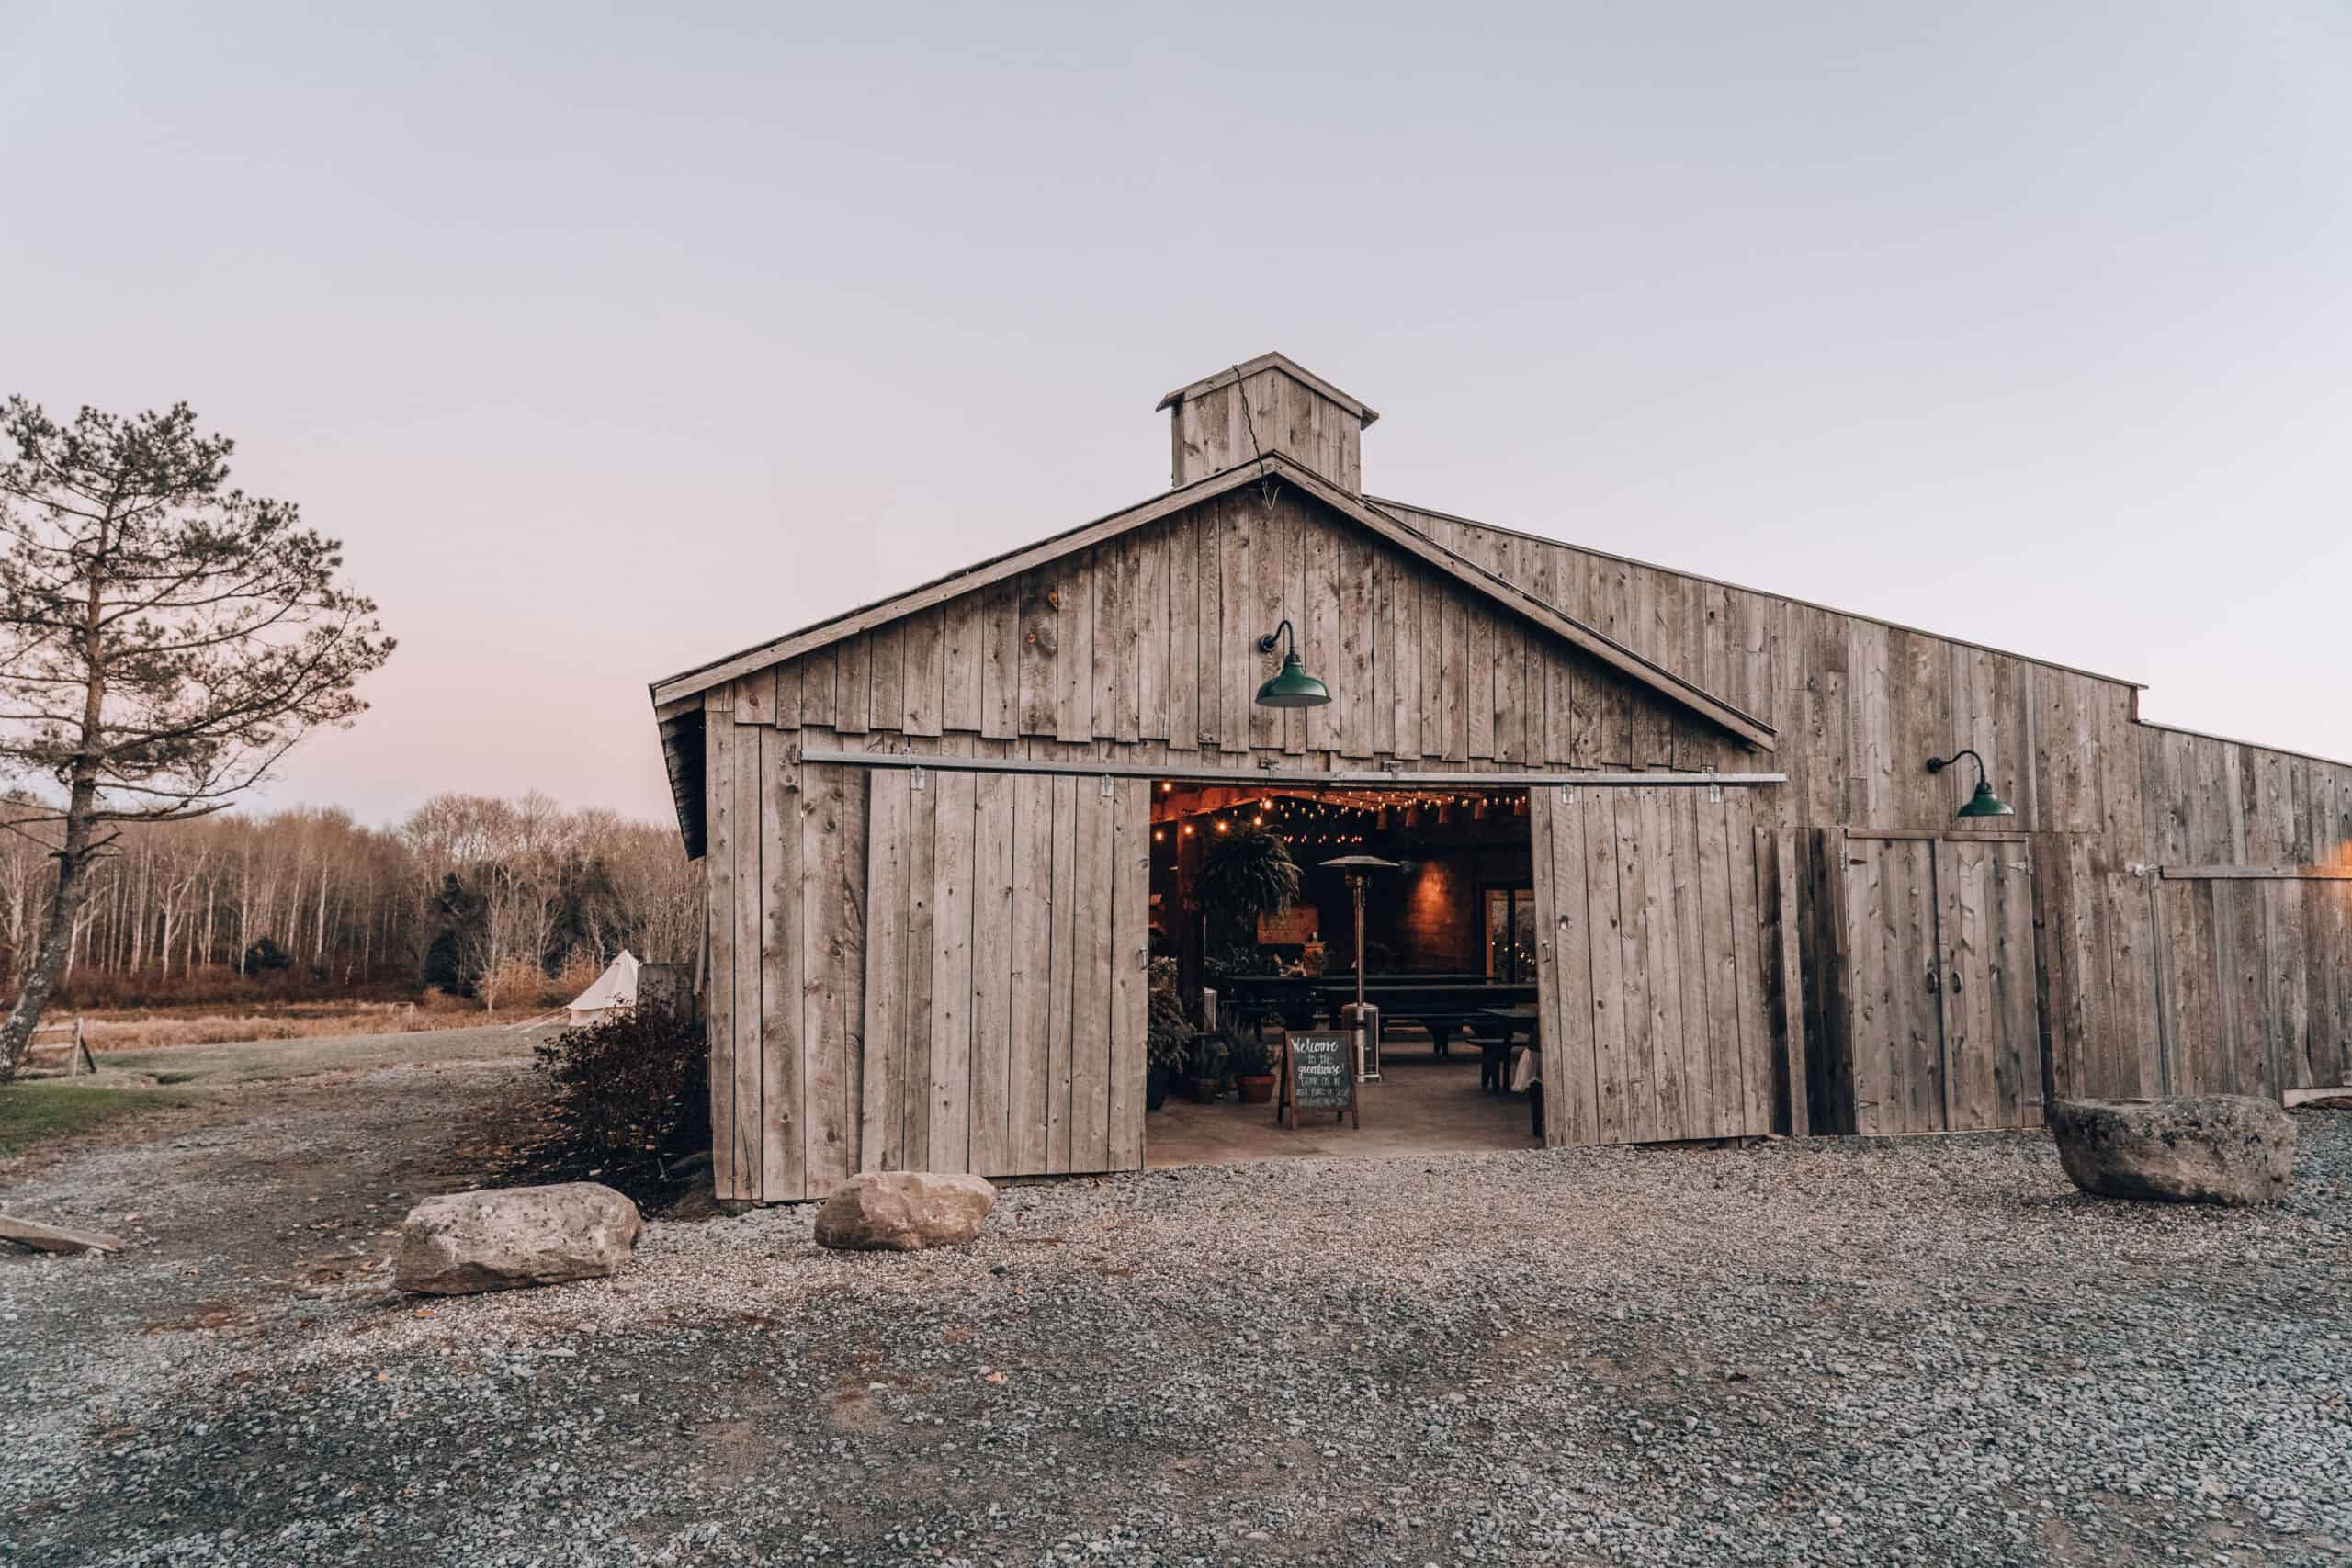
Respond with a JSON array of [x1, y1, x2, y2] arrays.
[[3, 1048, 2346, 1567]]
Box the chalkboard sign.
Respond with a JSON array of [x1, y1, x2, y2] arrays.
[[1277, 1031, 1359, 1130]]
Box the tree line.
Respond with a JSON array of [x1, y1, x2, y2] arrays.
[[0, 790, 702, 1009]]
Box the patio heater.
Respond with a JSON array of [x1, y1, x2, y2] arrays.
[[1321, 853, 1402, 1082]]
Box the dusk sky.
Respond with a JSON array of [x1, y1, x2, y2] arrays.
[[6, 2, 2347, 828]]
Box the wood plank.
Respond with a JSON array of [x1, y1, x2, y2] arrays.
[[1340, 530, 1374, 760], [1941, 840, 1995, 1130], [1722, 792, 1774, 1139], [1467, 604, 1498, 761], [705, 712, 737, 1198], [967, 773, 1017, 1175], [1548, 789, 1601, 1145], [2161, 864, 2352, 881], [759, 731, 808, 1196], [903, 606, 944, 738], [1303, 511, 1338, 754], [733, 724, 763, 1190], [1373, 547, 1397, 757], [1844, 835, 1888, 1134], [926, 769, 977, 1172], [980, 579, 1019, 740], [1248, 499, 1284, 753], [1585, 789, 1632, 1143], [857, 766, 908, 1173], [1614, 789, 1661, 1142], [1056, 552, 1093, 744], [1193, 505, 1223, 749], [833, 632, 872, 736], [0, 1213, 125, 1254], [1017, 571, 1057, 738], [867, 622, 905, 734], [1136, 525, 1168, 741], [943, 591, 984, 733], [1694, 789, 1740, 1137], [1495, 613, 1526, 765], [1529, 792, 1561, 1143], [800, 762, 865, 1190], [1419, 569, 1445, 760], [1768, 827, 1811, 1135], [1897, 838, 1942, 1132], [1991, 840, 2042, 1123], [1045, 773, 1080, 1170], [1166, 513, 1198, 751], [1008, 774, 1056, 1174], [1069, 776, 1115, 1171], [1108, 778, 1150, 1169], [902, 769, 938, 1170], [733, 671, 773, 726], [799, 643, 838, 729], [1219, 502, 1251, 752], [774, 660, 802, 729], [1104, 533, 1138, 744]]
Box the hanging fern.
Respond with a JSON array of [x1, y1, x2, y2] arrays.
[[1196, 828, 1302, 947]]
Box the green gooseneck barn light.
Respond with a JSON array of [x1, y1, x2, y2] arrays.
[[1253, 619, 1331, 709], [1926, 750, 2015, 818]]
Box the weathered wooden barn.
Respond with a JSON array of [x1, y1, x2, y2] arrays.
[[651, 353, 2352, 1202]]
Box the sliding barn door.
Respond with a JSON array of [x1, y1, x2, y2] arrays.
[[1532, 785, 1777, 1146], [1830, 832, 2041, 1134], [860, 770, 1148, 1180]]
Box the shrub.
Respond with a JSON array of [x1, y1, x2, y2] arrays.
[[532, 1004, 708, 1156], [481, 955, 557, 1010]]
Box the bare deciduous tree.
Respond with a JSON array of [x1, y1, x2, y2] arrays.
[[0, 400, 394, 1076]]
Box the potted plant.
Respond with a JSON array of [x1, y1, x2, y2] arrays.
[[1230, 1032, 1277, 1104], [1146, 959, 1190, 1112], [1187, 1030, 1231, 1102]]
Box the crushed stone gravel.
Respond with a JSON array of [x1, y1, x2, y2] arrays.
[[2, 1055, 2346, 1566]]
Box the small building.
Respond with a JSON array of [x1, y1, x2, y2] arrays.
[[651, 354, 2352, 1202]]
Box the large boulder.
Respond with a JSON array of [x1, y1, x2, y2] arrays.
[[396, 1182, 642, 1294], [2049, 1095, 2295, 1206], [814, 1172, 997, 1251]]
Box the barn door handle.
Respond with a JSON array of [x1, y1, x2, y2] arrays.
[[1924, 968, 1940, 995], [1949, 969, 1963, 994]]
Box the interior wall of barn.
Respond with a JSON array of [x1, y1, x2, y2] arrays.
[[1383, 498, 2352, 1108]]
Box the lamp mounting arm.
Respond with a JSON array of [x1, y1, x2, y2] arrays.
[[1926, 749, 1988, 786], [1255, 620, 1297, 658]]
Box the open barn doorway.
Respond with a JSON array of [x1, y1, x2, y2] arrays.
[[1143, 782, 1544, 1167]]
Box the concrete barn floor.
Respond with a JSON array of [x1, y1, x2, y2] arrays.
[[1146, 1037, 1540, 1168], [2, 1028, 2347, 1567]]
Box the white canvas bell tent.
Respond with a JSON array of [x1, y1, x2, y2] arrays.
[[564, 950, 641, 1025]]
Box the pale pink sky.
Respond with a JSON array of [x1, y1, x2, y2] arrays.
[[6, 3, 2348, 826]]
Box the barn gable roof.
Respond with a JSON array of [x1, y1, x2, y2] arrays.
[[650, 453, 1778, 855], [650, 451, 1774, 748]]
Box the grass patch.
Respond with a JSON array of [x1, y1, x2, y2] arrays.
[[0, 1082, 193, 1156]]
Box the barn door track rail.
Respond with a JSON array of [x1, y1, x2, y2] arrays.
[[796, 750, 1784, 790]]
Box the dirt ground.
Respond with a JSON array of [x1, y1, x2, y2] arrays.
[[2, 1029, 2346, 1567]]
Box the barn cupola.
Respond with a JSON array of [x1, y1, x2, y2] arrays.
[[1157, 352, 1378, 496]]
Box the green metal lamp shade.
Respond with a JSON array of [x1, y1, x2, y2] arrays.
[[1929, 749, 2014, 818], [1255, 649, 1331, 709], [1956, 778, 2015, 818]]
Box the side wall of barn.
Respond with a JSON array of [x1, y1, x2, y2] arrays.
[[1380, 498, 2352, 1109]]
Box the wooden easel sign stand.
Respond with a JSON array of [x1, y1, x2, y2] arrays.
[[1276, 1031, 1359, 1130]]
